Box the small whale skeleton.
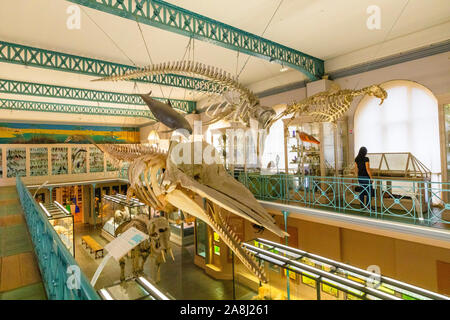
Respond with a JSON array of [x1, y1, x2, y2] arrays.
[[94, 60, 387, 130]]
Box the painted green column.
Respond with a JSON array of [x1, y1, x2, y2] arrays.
[[92, 183, 96, 229], [282, 210, 290, 300]]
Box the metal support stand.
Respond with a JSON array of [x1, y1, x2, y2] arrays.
[[92, 183, 96, 230], [282, 210, 290, 300]]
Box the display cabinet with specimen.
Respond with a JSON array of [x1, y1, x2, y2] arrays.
[[30, 147, 48, 176], [51, 147, 68, 175], [7, 148, 26, 178]]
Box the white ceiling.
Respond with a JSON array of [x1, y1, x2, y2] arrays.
[[0, 0, 448, 124]]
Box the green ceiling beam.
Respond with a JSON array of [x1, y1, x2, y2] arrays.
[[0, 98, 155, 119], [67, 0, 324, 80], [0, 79, 196, 113], [0, 40, 218, 92]]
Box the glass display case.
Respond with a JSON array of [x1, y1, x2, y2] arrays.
[[232, 238, 448, 301], [71, 147, 87, 174], [342, 152, 432, 213], [365, 152, 431, 179], [89, 147, 104, 173], [30, 147, 48, 176], [7, 148, 26, 178], [38, 200, 74, 256], [195, 219, 207, 258], [101, 194, 149, 240], [287, 123, 321, 176], [51, 147, 68, 175], [167, 209, 194, 246], [98, 276, 173, 300]]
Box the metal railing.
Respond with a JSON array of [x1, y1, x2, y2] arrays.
[[235, 173, 450, 227], [16, 177, 100, 300], [117, 166, 449, 227]]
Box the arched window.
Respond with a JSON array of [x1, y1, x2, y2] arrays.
[[354, 80, 440, 176]]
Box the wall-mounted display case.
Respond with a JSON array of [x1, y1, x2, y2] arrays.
[[39, 201, 74, 256], [284, 118, 348, 177], [0, 143, 122, 183], [51, 147, 68, 175], [89, 147, 104, 173], [7, 148, 26, 178], [71, 147, 87, 174], [30, 147, 48, 176], [106, 155, 118, 172], [101, 194, 149, 240]]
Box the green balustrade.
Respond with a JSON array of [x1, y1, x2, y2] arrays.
[[16, 177, 100, 300]]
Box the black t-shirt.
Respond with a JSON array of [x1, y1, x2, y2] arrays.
[[355, 157, 370, 177]]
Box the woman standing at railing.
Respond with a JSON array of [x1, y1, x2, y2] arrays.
[[353, 147, 374, 209]]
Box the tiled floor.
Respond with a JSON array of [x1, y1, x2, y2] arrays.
[[0, 186, 47, 300], [74, 223, 255, 300]]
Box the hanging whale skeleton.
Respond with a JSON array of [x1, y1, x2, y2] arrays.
[[88, 61, 387, 282]]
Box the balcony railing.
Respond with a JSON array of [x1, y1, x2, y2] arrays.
[[16, 177, 100, 300], [117, 166, 450, 228], [235, 173, 450, 227]]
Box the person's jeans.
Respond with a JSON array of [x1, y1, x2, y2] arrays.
[[358, 177, 372, 208]]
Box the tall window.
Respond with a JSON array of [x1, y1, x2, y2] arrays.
[[354, 80, 441, 177]]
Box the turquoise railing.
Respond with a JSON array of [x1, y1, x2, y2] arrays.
[[236, 173, 450, 227], [16, 177, 100, 300], [117, 166, 450, 227]]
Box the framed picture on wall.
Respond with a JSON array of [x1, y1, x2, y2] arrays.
[[106, 155, 118, 172], [71, 147, 87, 174], [30, 147, 48, 176], [7, 148, 26, 178], [89, 147, 104, 172], [51, 147, 68, 175]]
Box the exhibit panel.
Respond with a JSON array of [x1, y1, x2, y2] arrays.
[[30, 147, 48, 176], [7, 148, 26, 178], [0, 144, 122, 186]]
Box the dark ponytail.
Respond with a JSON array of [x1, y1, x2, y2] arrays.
[[355, 146, 367, 162]]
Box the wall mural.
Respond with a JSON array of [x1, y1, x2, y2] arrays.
[[72, 147, 87, 174], [7, 148, 26, 178], [30, 147, 48, 176], [52, 147, 68, 175], [0, 122, 139, 144]]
